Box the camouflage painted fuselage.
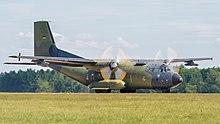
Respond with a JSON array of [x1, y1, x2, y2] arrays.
[[48, 60, 179, 91]]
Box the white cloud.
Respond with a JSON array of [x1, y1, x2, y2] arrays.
[[75, 33, 95, 40], [16, 32, 140, 50], [0, 48, 7, 54], [100, 47, 131, 59], [53, 32, 69, 43], [101, 46, 113, 59], [17, 32, 33, 38], [72, 35, 139, 50], [0, 3, 34, 15], [53, 32, 111, 50], [190, 23, 220, 31], [215, 38, 220, 44], [74, 33, 110, 49], [167, 22, 220, 32], [116, 37, 139, 48], [15, 32, 33, 50], [51, 33, 140, 59], [194, 33, 220, 38]]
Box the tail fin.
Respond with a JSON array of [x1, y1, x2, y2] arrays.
[[34, 21, 82, 58]]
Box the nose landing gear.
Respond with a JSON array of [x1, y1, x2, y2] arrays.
[[161, 89, 170, 93]]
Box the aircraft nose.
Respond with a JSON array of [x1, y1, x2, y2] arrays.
[[172, 73, 183, 85]]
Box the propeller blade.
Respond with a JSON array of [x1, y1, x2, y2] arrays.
[[167, 47, 177, 64], [117, 48, 128, 59], [114, 68, 126, 80], [101, 46, 113, 59], [100, 62, 126, 80], [100, 66, 112, 80], [154, 50, 163, 59], [167, 47, 177, 59], [174, 66, 180, 73]]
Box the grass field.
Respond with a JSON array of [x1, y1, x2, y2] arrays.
[[0, 93, 219, 124]]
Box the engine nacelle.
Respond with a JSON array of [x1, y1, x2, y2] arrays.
[[185, 61, 198, 66], [109, 62, 118, 70]]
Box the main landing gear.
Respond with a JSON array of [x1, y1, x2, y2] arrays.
[[120, 89, 136, 93], [95, 89, 111, 93]]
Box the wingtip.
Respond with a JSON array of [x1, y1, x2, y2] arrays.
[[9, 55, 17, 58], [4, 62, 11, 64]]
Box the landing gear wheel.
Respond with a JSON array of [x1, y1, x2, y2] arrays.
[[106, 89, 111, 93], [95, 89, 111, 93], [161, 89, 170, 93], [120, 89, 136, 93]]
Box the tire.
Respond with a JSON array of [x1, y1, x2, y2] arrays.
[[161, 89, 170, 93], [95, 89, 111, 93], [120, 89, 136, 93]]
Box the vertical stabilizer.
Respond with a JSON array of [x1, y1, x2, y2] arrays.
[[34, 21, 55, 56], [34, 21, 82, 58]]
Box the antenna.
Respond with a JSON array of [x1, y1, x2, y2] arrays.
[[18, 53, 21, 61]]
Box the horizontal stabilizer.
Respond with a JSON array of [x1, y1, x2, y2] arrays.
[[8, 55, 96, 66], [4, 62, 36, 65]]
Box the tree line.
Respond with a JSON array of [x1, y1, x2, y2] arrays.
[[0, 67, 219, 93], [0, 69, 90, 93]]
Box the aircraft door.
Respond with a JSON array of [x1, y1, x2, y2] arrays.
[[86, 70, 103, 83]]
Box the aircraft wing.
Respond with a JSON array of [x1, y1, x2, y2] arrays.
[[170, 57, 213, 63], [132, 57, 213, 66], [169, 57, 213, 66], [5, 55, 212, 67], [6, 55, 97, 66]]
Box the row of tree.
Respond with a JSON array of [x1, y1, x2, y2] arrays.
[[0, 69, 90, 93], [0, 67, 219, 93], [174, 66, 220, 93]]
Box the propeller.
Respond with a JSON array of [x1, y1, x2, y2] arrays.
[[154, 47, 177, 65], [101, 46, 113, 59], [154, 50, 162, 59], [166, 47, 177, 64], [100, 60, 126, 80], [100, 48, 128, 80], [154, 47, 180, 73]]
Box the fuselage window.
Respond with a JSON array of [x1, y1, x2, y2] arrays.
[[86, 74, 89, 80], [154, 68, 158, 72], [91, 73, 94, 80], [152, 68, 155, 72], [164, 68, 167, 72], [142, 76, 146, 81], [160, 67, 169, 72]]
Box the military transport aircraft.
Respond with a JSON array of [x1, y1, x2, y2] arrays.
[[5, 21, 213, 93]]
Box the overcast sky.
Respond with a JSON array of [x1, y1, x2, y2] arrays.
[[0, 0, 219, 72]]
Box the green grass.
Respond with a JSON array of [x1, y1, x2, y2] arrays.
[[0, 93, 219, 124]]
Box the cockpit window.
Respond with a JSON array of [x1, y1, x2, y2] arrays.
[[160, 66, 171, 72], [145, 63, 172, 73]]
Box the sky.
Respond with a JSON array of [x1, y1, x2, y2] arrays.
[[0, 0, 220, 72]]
